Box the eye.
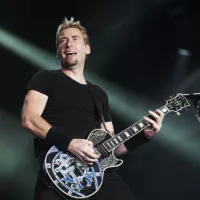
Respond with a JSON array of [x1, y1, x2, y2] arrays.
[[73, 37, 79, 41], [59, 38, 66, 44]]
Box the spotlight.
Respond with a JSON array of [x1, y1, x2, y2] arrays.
[[177, 48, 191, 56]]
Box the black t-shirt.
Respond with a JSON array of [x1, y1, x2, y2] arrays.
[[26, 69, 112, 157]]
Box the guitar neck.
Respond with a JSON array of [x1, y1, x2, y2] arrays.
[[102, 105, 170, 152]]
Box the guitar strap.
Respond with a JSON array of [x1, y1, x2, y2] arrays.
[[87, 83, 109, 132]]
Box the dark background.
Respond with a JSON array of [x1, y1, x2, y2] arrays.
[[1, 0, 200, 199]]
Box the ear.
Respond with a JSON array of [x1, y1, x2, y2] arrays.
[[85, 45, 91, 55]]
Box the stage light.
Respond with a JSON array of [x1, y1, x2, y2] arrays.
[[177, 48, 191, 56], [1, 27, 200, 166]]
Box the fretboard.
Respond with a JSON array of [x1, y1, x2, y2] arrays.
[[102, 105, 170, 152]]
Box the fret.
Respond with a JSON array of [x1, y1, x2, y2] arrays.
[[160, 106, 169, 114], [119, 132, 126, 141], [110, 140, 116, 147], [120, 132, 126, 140], [117, 135, 123, 142], [111, 138, 118, 146], [140, 119, 149, 126], [104, 142, 112, 150], [114, 136, 121, 144], [123, 131, 131, 138], [113, 138, 119, 144], [134, 123, 142, 131], [138, 121, 145, 129], [131, 125, 139, 133], [125, 127, 135, 136], [104, 136, 123, 152]]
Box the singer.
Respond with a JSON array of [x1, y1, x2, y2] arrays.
[[21, 17, 164, 200]]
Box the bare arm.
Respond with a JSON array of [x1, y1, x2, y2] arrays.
[[22, 90, 99, 165], [21, 90, 52, 139], [101, 122, 128, 156]]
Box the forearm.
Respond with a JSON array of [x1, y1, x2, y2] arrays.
[[114, 144, 128, 156], [22, 114, 51, 140], [22, 114, 74, 152]]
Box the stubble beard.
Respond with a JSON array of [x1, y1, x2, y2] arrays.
[[61, 58, 79, 69]]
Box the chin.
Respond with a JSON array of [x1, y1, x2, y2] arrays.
[[62, 60, 78, 69]]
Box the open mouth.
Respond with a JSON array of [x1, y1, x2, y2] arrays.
[[65, 52, 77, 58]]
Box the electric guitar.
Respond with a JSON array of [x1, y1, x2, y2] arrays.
[[43, 93, 190, 199]]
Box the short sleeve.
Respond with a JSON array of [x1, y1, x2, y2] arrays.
[[26, 70, 52, 96]]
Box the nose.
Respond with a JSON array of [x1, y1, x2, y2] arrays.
[[65, 38, 73, 48]]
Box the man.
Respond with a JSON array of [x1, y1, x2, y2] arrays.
[[21, 17, 164, 200]]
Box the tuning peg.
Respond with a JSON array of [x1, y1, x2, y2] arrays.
[[165, 94, 177, 101], [171, 94, 178, 98]]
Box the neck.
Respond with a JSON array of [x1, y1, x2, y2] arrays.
[[60, 66, 87, 84], [102, 105, 169, 152]]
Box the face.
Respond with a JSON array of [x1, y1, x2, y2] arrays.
[[57, 28, 90, 69]]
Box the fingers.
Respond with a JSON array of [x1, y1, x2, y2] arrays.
[[68, 139, 100, 165], [148, 110, 163, 123], [143, 109, 164, 132], [144, 109, 164, 125], [79, 141, 99, 164], [155, 109, 164, 120], [86, 140, 93, 148], [143, 116, 159, 131], [81, 140, 99, 158], [83, 155, 98, 163], [79, 152, 98, 165], [80, 152, 99, 166], [83, 148, 100, 159]]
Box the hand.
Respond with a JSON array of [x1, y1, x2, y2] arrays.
[[68, 139, 100, 165], [143, 109, 164, 138]]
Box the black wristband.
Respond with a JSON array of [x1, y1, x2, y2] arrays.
[[45, 127, 72, 152]]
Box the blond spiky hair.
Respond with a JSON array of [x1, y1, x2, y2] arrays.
[[56, 17, 89, 48], [65, 17, 79, 24]]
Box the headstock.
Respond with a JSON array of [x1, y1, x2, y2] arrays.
[[165, 93, 190, 115]]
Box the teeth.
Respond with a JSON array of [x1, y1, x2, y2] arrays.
[[66, 52, 76, 55]]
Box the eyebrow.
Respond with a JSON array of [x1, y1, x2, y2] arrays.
[[60, 35, 80, 40], [72, 35, 80, 38]]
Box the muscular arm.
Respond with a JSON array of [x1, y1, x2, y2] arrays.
[[21, 90, 52, 139], [22, 90, 99, 164], [101, 122, 128, 156]]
